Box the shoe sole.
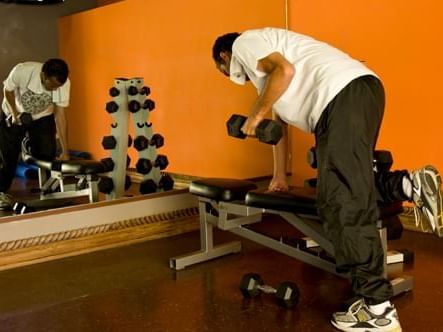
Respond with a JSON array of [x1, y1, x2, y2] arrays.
[[331, 319, 402, 332]]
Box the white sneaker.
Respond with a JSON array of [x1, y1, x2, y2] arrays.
[[331, 298, 402, 332], [0, 192, 13, 210], [411, 165, 443, 237]]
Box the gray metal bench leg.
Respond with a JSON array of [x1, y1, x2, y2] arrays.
[[169, 200, 241, 270]]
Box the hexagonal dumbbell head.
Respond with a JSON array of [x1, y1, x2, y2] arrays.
[[128, 100, 141, 113], [275, 281, 300, 309], [150, 134, 164, 148], [109, 87, 120, 97], [102, 136, 117, 150], [143, 99, 155, 111], [105, 101, 119, 114], [136, 158, 153, 175], [239, 273, 264, 298], [159, 173, 174, 191], [98, 176, 114, 194], [255, 119, 283, 145], [140, 179, 157, 194], [100, 157, 115, 172], [373, 150, 393, 173], [154, 154, 169, 170], [140, 86, 151, 96], [227, 114, 247, 139], [127, 85, 139, 96], [125, 175, 132, 191], [134, 135, 149, 151], [307, 147, 317, 169]]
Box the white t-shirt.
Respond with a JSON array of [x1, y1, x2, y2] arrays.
[[2, 62, 70, 120], [230, 28, 376, 133]]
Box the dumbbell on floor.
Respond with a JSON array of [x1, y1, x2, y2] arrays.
[[6, 113, 33, 127], [239, 273, 300, 309], [227, 114, 283, 145]]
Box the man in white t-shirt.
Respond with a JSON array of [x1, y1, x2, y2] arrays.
[[0, 58, 70, 210], [213, 28, 443, 331]]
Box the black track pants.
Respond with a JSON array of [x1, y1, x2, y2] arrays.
[[314, 75, 404, 304], [0, 114, 56, 192]]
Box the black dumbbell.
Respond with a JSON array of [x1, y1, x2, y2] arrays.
[[239, 273, 300, 309], [226, 114, 282, 145], [143, 99, 155, 111], [140, 86, 151, 96], [373, 150, 393, 173], [150, 134, 164, 148], [6, 112, 33, 127], [140, 179, 157, 194], [128, 86, 139, 96], [102, 136, 117, 150], [109, 87, 120, 97], [128, 100, 141, 113], [125, 175, 132, 191], [136, 158, 153, 175], [134, 135, 149, 151], [154, 155, 169, 170], [307, 146, 317, 169], [105, 101, 119, 113], [159, 173, 174, 191], [100, 157, 115, 172], [98, 176, 114, 194]]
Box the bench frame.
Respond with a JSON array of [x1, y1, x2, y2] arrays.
[[170, 196, 413, 297], [38, 168, 100, 203]]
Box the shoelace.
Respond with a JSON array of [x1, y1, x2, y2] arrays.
[[348, 299, 365, 317]]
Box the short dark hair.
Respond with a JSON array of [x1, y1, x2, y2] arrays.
[[42, 58, 69, 84], [212, 32, 241, 63]]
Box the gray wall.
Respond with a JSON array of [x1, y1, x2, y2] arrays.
[[0, 0, 97, 85]]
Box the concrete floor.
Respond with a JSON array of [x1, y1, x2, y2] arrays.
[[0, 219, 442, 332]]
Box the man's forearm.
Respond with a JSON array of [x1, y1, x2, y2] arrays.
[[273, 118, 288, 178], [54, 107, 68, 156], [4, 89, 18, 118], [251, 66, 294, 120]]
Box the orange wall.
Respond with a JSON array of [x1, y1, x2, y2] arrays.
[[59, 0, 285, 179], [96, 0, 123, 6], [288, 0, 443, 184], [60, 1, 442, 183]]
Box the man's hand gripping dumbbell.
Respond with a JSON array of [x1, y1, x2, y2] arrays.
[[226, 114, 283, 145], [5, 112, 33, 127]]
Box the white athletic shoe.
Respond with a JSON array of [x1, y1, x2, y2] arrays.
[[331, 298, 402, 332], [411, 165, 443, 237]]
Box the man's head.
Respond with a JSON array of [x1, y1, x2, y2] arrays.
[[212, 32, 240, 77], [41, 58, 69, 91]]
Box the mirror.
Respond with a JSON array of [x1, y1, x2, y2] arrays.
[[0, 0, 104, 219]]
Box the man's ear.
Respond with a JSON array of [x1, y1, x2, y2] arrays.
[[219, 51, 229, 63]]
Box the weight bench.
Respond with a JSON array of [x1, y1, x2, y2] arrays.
[[20, 151, 108, 207], [170, 178, 414, 297]]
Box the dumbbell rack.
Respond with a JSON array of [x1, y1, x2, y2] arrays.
[[102, 77, 173, 199]]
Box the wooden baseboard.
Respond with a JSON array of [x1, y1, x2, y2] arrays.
[[0, 207, 200, 271]]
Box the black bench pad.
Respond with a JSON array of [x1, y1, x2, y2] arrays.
[[191, 178, 403, 219], [189, 178, 257, 201], [247, 187, 403, 218], [246, 187, 318, 215], [26, 158, 107, 174]]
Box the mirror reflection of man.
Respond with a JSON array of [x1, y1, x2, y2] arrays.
[[0, 58, 70, 210]]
